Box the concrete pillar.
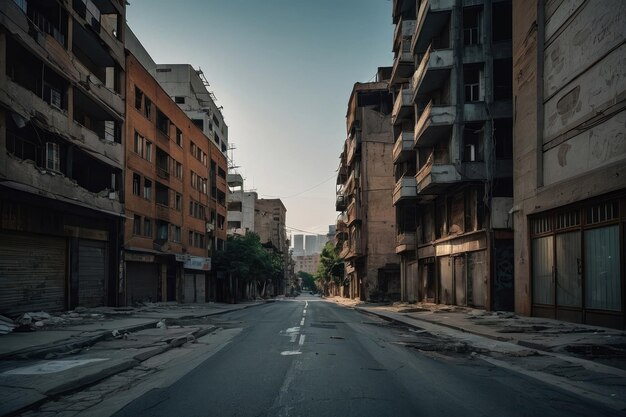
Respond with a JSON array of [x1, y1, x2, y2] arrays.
[[451, 0, 464, 163], [0, 30, 6, 176]]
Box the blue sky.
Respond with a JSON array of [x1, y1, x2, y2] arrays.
[[126, 0, 393, 236]]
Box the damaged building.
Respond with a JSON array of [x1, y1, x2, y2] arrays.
[[0, 0, 126, 314], [123, 29, 228, 305], [390, 0, 514, 309], [513, 0, 626, 328], [336, 75, 400, 301]]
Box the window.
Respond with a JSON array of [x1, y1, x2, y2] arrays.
[[191, 171, 197, 189], [218, 167, 226, 179], [134, 132, 143, 156], [174, 96, 185, 104], [463, 7, 482, 45], [135, 87, 143, 111], [464, 66, 482, 102], [132, 173, 141, 196], [143, 178, 152, 200], [463, 123, 484, 161], [145, 141, 152, 162], [192, 119, 203, 130], [175, 193, 182, 211], [143, 217, 152, 238], [217, 214, 225, 230], [144, 97, 152, 119], [46, 142, 60, 172], [157, 109, 170, 136], [189, 231, 194, 246], [175, 128, 182, 147], [171, 225, 181, 242], [133, 214, 141, 235], [175, 161, 183, 179]]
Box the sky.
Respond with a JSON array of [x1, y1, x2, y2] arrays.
[[126, 0, 394, 237]]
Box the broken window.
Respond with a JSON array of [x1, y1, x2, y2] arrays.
[[492, 2, 512, 42], [218, 167, 226, 179], [174, 96, 185, 104], [463, 7, 482, 45], [156, 109, 170, 136], [463, 123, 484, 162], [192, 119, 204, 130], [464, 66, 483, 102], [494, 59, 513, 100], [45, 142, 61, 172], [143, 178, 152, 200], [132, 173, 141, 196], [133, 215, 141, 235], [217, 214, 225, 230], [155, 182, 169, 206], [135, 87, 143, 111]]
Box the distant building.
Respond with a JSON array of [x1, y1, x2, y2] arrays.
[[255, 198, 288, 294], [292, 234, 304, 256], [294, 254, 321, 276], [336, 75, 399, 301], [317, 234, 327, 253], [226, 174, 255, 236], [304, 235, 318, 255], [512, 0, 626, 328], [326, 225, 337, 244]]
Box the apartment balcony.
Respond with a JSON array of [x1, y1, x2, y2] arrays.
[[412, 45, 453, 100], [393, 176, 417, 205], [339, 239, 363, 260], [412, 0, 454, 54], [392, 85, 413, 125], [415, 159, 461, 195], [393, 131, 415, 163], [156, 204, 171, 222], [336, 214, 348, 234], [413, 101, 455, 148], [346, 201, 362, 226], [390, 49, 414, 87], [396, 232, 416, 254], [344, 170, 358, 196], [346, 134, 360, 165], [393, 17, 416, 53]]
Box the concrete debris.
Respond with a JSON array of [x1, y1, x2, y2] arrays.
[[0, 315, 16, 334], [156, 320, 167, 329]]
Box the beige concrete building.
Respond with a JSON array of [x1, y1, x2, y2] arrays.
[[255, 197, 288, 294], [336, 75, 399, 301], [512, 0, 626, 328], [390, 0, 514, 310], [294, 254, 320, 276]]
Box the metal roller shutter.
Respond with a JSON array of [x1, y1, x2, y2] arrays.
[[0, 232, 67, 315], [126, 262, 159, 304], [78, 239, 107, 308]]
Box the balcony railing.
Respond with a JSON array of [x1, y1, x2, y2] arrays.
[[346, 201, 361, 225], [412, 44, 453, 99], [392, 130, 415, 163], [396, 232, 416, 253], [412, 0, 454, 54], [156, 166, 170, 180], [394, 17, 416, 53], [392, 176, 417, 205], [413, 100, 455, 147], [415, 156, 461, 195], [391, 84, 413, 125]]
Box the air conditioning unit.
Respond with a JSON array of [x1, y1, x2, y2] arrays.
[[206, 222, 215, 232]]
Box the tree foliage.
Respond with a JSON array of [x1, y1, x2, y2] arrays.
[[297, 271, 315, 290], [314, 242, 344, 294], [213, 233, 283, 296]]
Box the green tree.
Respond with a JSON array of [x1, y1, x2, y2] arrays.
[[314, 242, 344, 295], [297, 271, 315, 291], [213, 233, 279, 301]]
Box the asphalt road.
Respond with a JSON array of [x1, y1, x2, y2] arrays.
[[112, 295, 620, 417]]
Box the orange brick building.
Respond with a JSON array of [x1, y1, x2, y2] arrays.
[[122, 49, 227, 305]]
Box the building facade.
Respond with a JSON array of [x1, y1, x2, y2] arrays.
[[123, 31, 227, 305], [390, 0, 514, 310], [255, 198, 288, 294], [294, 254, 321, 276], [226, 173, 255, 236], [292, 234, 304, 256], [0, 0, 126, 314], [153, 64, 228, 155], [336, 78, 399, 301], [512, 0, 626, 328]]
